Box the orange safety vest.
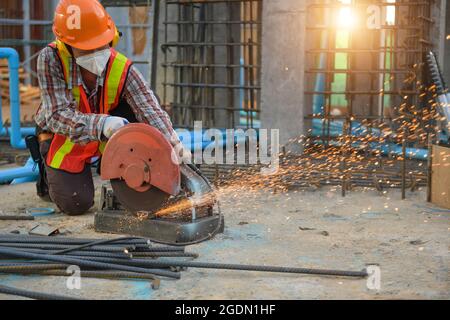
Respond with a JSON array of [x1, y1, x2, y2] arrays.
[[46, 41, 132, 173]]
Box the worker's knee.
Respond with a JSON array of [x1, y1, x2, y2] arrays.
[[51, 190, 94, 216], [44, 163, 95, 216]]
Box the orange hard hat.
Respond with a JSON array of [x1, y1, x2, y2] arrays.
[[53, 0, 116, 50]]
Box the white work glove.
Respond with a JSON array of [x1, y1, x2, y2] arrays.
[[102, 116, 129, 139], [171, 140, 193, 165]]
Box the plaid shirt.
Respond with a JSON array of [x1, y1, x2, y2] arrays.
[[35, 46, 179, 146]]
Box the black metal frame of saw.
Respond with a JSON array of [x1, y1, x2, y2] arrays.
[[94, 184, 224, 246]]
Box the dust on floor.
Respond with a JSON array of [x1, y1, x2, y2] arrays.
[[0, 177, 449, 299]]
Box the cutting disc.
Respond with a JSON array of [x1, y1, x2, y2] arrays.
[[111, 179, 170, 213]]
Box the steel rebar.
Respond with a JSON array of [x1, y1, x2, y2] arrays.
[[52, 236, 146, 255], [133, 252, 199, 258], [0, 216, 34, 221], [8, 247, 132, 259], [0, 247, 181, 279], [0, 284, 78, 300], [0, 237, 184, 252], [0, 268, 159, 281], [5, 246, 194, 260], [62, 256, 367, 278], [156, 260, 368, 278], [0, 263, 68, 271], [0, 234, 151, 245], [0, 243, 134, 252]]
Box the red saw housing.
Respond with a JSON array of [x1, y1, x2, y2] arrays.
[[100, 123, 181, 196]]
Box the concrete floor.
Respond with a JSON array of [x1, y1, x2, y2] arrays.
[[0, 177, 449, 300]]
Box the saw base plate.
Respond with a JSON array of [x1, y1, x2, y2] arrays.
[[94, 210, 224, 245], [94, 184, 224, 245]]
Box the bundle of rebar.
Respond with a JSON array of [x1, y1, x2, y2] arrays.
[[0, 234, 194, 299], [0, 234, 368, 300]]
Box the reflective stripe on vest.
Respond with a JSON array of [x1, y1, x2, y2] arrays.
[[99, 141, 107, 154], [46, 41, 131, 173], [104, 50, 130, 113], [49, 139, 75, 168]]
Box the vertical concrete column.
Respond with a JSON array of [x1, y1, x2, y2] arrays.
[[439, 0, 450, 80], [433, 0, 447, 71], [22, 0, 31, 86], [260, 0, 307, 153], [212, 2, 241, 128], [445, 1, 450, 81]]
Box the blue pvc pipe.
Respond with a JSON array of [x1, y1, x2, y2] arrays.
[[377, 143, 428, 160], [0, 48, 38, 185], [311, 119, 428, 160], [11, 170, 39, 184], [0, 47, 27, 149], [312, 119, 383, 138], [0, 55, 35, 137], [310, 28, 428, 161], [0, 127, 36, 137], [0, 157, 38, 184], [0, 129, 251, 185], [176, 128, 255, 152]]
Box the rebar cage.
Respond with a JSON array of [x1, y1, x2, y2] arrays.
[[161, 0, 262, 129], [301, 0, 442, 197], [305, 0, 439, 147]]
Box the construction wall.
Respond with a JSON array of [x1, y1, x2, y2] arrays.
[[0, 0, 153, 85], [154, 0, 262, 129], [106, 6, 152, 78], [0, 0, 49, 86], [0, 1, 24, 57], [260, 0, 307, 151], [445, 1, 450, 81]]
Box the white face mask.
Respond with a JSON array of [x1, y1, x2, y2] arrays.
[[75, 49, 111, 76]]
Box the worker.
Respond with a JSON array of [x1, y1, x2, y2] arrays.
[[34, 0, 181, 215]]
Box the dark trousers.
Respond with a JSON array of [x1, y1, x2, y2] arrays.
[[38, 101, 138, 216], [39, 140, 95, 215]]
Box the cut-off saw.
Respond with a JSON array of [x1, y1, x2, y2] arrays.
[[94, 123, 224, 245]]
